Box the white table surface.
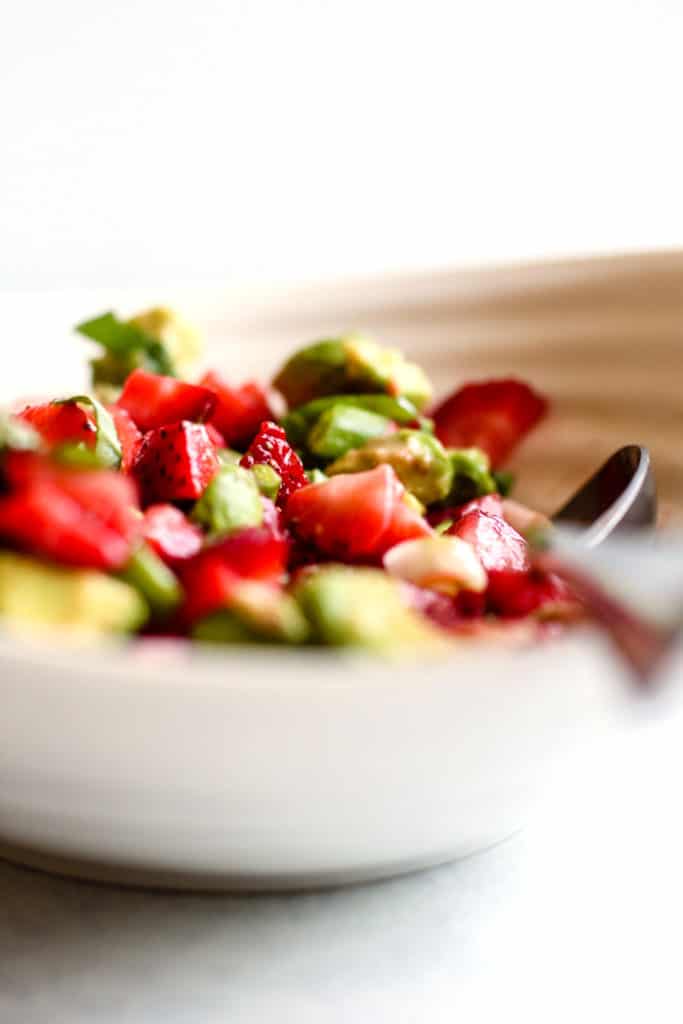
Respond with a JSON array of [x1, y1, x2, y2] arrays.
[[2, 705, 682, 1024]]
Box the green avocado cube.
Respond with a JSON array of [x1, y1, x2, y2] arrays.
[[0, 552, 148, 634], [251, 463, 281, 501], [293, 566, 446, 651], [282, 393, 420, 451], [447, 448, 497, 503], [193, 581, 309, 645], [327, 429, 453, 505], [307, 404, 392, 461], [191, 464, 263, 539], [118, 543, 183, 617], [273, 334, 433, 411]]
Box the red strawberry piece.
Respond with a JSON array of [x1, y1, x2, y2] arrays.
[[108, 405, 142, 473], [18, 401, 96, 448], [133, 421, 219, 504], [428, 493, 504, 531], [210, 525, 289, 582], [200, 372, 273, 448], [240, 421, 307, 504], [2, 450, 52, 489], [117, 369, 217, 433], [0, 460, 139, 570], [56, 469, 140, 545], [205, 422, 227, 450], [284, 465, 431, 562], [487, 568, 576, 618], [453, 493, 504, 520], [432, 378, 547, 468], [142, 504, 203, 564], [179, 553, 240, 624], [179, 525, 289, 623], [452, 509, 530, 608]]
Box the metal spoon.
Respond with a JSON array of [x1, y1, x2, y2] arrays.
[[552, 444, 657, 543], [539, 445, 669, 682]]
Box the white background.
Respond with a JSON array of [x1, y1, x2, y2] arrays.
[[2, 0, 683, 290]]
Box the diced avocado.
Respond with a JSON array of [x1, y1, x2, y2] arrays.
[[327, 429, 453, 505], [118, 543, 183, 617], [293, 566, 446, 651], [307, 404, 392, 461], [191, 464, 263, 539], [0, 552, 148, 634], [282, 393, 421, 450], [251, 462, 281, 501], [193, 612, 256, 644], [193, 581, 309, 645], [273, 335, 433, 411], [447, 448, 497, 504], [344, 336, 433, 411], [273, 339, 349, 408], [0, 412, 41, 453], [129, 307, 203, 377]]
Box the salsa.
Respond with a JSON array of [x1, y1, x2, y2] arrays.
[[0, 307, 581, 648]]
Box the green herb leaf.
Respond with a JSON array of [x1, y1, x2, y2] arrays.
[[76, 312, 176, 377]]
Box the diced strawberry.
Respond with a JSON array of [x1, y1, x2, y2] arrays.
[[432, 379, 547, 468], [133, 421, 220, 504], [486, 568, 577, 618], [18, 401, 96, 449], [428, 493, 504, 530], [108, 405, 142, 473], [117, 369, 217, 433], [452, 509, 530, 608], [205, 422, 227, 450], [384, 494, 434, 551], [179, 525, 289, 623], [241, 421, 307, 504], [179, 553, 240, 624], [142, 504, 203, 563], [284, 465, 431, 562], [0, 458, 139, 570], [56, 469, 140, 544], [200, 372, 273, 448]]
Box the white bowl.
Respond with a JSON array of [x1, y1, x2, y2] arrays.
[[1, 252, 681, 889]]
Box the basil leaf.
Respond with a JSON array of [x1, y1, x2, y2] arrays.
[[56, 396, 122, 469], [76, 312, 176, 376]]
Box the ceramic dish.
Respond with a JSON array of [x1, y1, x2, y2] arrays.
[[1, 251, 682, 889]]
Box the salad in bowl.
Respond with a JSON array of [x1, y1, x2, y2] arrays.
[[0, 307, 580, 649]]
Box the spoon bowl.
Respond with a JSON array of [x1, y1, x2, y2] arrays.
[[552, 445, 657, 545]]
